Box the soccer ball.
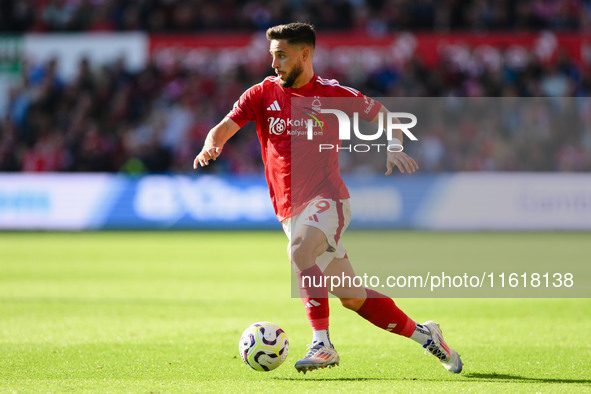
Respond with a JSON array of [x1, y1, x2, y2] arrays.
[[239, 321, 289, 371]]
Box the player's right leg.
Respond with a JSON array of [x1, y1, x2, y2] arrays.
[[289, 224, 339, 373], [284, 199, 352, 373]]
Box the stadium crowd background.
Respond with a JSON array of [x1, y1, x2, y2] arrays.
[[2, 0, 591, 33], [0, 0, 590, 174]]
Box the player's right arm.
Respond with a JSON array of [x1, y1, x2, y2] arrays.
[[194, 79, 264, 169], [193, 117, 240, 168]]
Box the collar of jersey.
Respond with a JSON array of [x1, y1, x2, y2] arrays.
[[281, 74, 318, 96]]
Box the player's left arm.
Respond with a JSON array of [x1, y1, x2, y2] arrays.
[[371, 104, 419, 175]]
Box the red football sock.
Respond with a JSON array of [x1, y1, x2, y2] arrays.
[[297, 265, 329, 330], [356, 288, 416, 337]]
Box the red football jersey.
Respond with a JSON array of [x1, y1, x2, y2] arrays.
[[227, 75, 380, 221]]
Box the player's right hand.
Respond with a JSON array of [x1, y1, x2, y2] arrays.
[[193, 146, 222, 169]]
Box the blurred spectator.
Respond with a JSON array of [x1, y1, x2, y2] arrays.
[[0, 1, 590, 174], [1, 0, 590, 33], [1, 41, 590, 174]]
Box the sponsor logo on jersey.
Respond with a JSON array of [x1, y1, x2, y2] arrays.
[[268, 117, 287, 135], [267, 117, 324, 135], [267, 100, 281, 111]]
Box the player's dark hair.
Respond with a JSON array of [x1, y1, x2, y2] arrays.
[[266, 22, 316, 48]]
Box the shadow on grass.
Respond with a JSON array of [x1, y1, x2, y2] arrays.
[[274, 377, 406, 382], [274, 373, 591, 384], [463, 372, 591, 385]]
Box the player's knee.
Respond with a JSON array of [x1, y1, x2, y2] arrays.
[[339, 297, 366, 311], [290, 238, 315, 270]]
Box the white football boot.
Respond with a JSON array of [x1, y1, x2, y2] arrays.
[[294, 342, 339, 374], [422, 321, 463, 373]]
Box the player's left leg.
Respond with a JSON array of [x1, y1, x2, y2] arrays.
[[324, 257, 416, 337], [324, 257, 463, 373]]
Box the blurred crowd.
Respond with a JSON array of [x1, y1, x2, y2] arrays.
[[1, 43, 590, 174], [0, 1, 590, 174], [1, 0, 591, 33]]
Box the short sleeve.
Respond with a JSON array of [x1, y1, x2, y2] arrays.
[[333, 82, 381, 122], [226, 83, 262, 128], [352, 92, 381, 122]]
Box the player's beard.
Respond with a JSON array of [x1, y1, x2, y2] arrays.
[[279, 62, 303, 88]]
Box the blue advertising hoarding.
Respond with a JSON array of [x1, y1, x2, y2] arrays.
[[1, 173, 590, 231]]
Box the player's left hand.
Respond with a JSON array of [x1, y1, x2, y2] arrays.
[[385, 151, 419, 175]]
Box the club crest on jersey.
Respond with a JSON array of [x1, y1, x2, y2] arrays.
[[268, 117, 287, 135], [311, 97, 321, 112]]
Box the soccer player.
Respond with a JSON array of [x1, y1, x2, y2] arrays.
[[194, 22, 462, 374]]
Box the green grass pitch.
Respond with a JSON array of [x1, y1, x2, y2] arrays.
[[1, 231, 590, 392]]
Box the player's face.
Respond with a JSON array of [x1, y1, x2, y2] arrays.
[[269, 39, 305, 88]]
